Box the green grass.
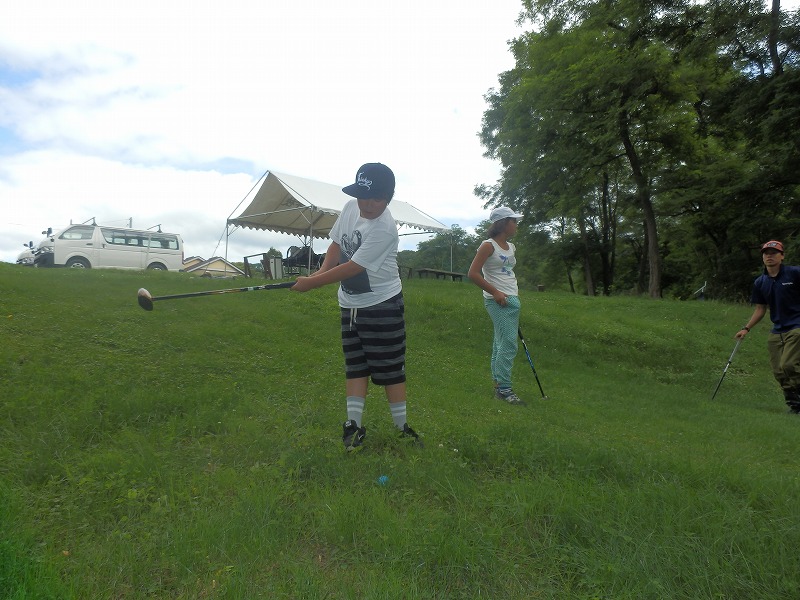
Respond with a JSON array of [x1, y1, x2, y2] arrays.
[[1, 263, 799, 599]]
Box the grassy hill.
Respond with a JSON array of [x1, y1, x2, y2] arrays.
[[1, 263, 798, 599]]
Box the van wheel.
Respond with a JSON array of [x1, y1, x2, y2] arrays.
[[65, 257, 91, 269], [147, 262, 167, 271]]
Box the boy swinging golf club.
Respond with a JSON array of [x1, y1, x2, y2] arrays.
[[137, 164, 421, 451], [291, 163, 422, 450]]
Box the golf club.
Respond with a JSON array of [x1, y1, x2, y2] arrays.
[[137, 281, 295, 311], [518, 327, 549, 399], [711, 337, 742, 400]]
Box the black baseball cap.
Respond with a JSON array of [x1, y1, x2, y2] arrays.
[[342, 163, 395, 201]]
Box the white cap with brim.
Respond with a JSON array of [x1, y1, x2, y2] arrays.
[[489, 206, 523, 223]]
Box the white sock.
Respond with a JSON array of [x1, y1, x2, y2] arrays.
[[346, 396, 365, 427], [390, 401, 407, 430]]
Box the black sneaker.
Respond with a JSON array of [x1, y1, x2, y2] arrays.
[[399, 423, 424, 447], [342, 419, 366, 451], [784, 396, 800, 414]]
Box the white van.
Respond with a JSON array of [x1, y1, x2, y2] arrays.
[[34, 224, 184, 271]]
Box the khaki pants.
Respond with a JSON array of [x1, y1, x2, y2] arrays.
[[766, 328, 800, 394]]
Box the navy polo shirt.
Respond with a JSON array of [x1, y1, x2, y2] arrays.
[[751, 264, 800, 333]]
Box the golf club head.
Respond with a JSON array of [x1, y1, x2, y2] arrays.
[[137, 288, 154, 311]]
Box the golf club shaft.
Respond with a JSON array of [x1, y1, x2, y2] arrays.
[[711, 337, 742, 400], [518, 328, 547, 398], [152, 281, 295, 302]]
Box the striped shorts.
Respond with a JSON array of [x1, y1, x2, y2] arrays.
[[340, 293, 406, 386]]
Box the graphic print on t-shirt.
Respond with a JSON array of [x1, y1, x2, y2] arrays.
[[498, 251, 515, 276], [339, 230, 371, 295]]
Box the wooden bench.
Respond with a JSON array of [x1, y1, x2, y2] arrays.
[[397, 265, 414, 279], [416, 268, 465, 282]]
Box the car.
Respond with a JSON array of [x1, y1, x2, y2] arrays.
[[33, 224, 184, 270], [16, 242, 35, 266]]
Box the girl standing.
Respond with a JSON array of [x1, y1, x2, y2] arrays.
[[468, 206, 525, 405]]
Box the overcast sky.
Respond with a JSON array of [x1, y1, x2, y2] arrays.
[[0, 0, 527, 264], [2, 1, 796, 266]]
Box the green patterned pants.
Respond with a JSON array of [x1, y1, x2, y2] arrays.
[[484, 295, 520, 389]]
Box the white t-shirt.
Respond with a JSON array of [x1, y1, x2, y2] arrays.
[[329, 199, 402, 309], [480, 238, 518, 299]]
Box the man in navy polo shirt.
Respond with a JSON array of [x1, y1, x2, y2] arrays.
[[736, 240, 800, 413]]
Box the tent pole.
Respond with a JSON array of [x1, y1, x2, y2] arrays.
[[308, 213, 314, 272], [224, 222, 229, 275]]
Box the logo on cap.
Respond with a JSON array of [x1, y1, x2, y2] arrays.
[[761, 240, 784, 253], [356, 172, 373, 191]]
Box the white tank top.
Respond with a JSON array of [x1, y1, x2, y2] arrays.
[[481, 239, 518, 298]]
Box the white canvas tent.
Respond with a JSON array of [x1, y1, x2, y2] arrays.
[[225, 171, 448, 266]]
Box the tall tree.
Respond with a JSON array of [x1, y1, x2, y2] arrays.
[[479, 0, 799, 299], [481, 0, 715, 297], [660, 0, 800, 297]]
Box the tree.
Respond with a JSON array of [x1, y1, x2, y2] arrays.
[[400, 225, 481, 274], [479, 0, 799, 300], [482, 0, 706, 297], [658, 0, 800, 297]]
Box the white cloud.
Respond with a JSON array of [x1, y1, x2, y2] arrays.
[[1, 0, 522, 263]]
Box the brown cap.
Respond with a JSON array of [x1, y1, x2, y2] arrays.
[[761, 240, 784, 253]]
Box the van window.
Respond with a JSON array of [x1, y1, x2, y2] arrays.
[[99, 229, 179, 250], [59, 226, 94, 240], [150, 235, 179, 250], [102, 229, 137, 246]]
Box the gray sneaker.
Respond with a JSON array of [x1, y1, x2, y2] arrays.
[[495, 388, 526, 406]]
